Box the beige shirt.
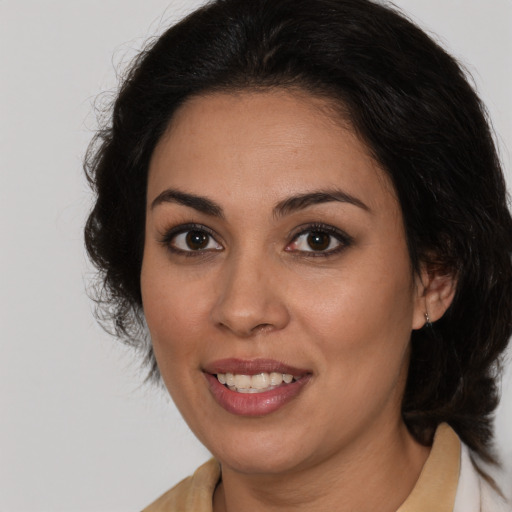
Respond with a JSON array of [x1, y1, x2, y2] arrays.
[[143, 424, 510, 512]]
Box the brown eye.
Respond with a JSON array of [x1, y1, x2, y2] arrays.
[[307, 232, 331, 251], [286, 224, 352, 256], [166, 226, 223, 253], [186, 230, 209, 250]]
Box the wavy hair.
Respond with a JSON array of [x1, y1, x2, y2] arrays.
[[84, 0, 512, 462]]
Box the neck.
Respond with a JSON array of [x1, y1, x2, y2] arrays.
[[213, 420, 430, 512]]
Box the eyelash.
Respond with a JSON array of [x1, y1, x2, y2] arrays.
[[159, 222, 353, 258], [160, 223, 222, 257], [287, 223, 353, 257]]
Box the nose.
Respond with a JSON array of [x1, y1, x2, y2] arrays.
[[210, 253, 290, 338]]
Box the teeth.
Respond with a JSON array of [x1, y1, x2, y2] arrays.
[[269, 372, 283, 386], [234, 374, 252, 389], [225, 373, 235, 387], [251, 373, 270, 389], [216, 372, 298, 393]]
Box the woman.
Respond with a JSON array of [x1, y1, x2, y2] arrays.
[[84, 0, 512, 510]]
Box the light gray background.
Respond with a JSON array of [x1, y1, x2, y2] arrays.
[[1, 1, 511, 510]]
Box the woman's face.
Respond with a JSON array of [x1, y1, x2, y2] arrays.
[[141, 90, 426, 475]]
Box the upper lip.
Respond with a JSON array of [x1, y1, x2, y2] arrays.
[[203, 358, 310, 376]]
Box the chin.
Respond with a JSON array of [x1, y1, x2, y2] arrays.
[[219, 449, 304, 476], [205, 427, 317, 476]]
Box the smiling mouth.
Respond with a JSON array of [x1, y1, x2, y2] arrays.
[[204, 359, 311, 415], [216, 372, 300, 393]]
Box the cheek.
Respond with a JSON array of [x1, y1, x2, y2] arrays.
[[289, 250, 416, 389], [140, 254, 212, 373], [141, 278, 212, 419], [293, 256, 415, 342]]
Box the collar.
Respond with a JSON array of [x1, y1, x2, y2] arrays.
[[397, 423, 461, 512]]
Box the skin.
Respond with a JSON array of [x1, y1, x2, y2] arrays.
[[141, 90, 455, 512]]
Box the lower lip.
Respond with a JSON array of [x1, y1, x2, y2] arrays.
[[204, 373, 311, 416]]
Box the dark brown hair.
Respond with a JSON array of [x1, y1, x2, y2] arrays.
[[84, 0, 512, 462]]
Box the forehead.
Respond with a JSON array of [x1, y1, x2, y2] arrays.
[[147, 90, 396, 213]]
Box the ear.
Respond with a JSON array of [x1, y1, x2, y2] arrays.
[[412, 264, 457, 330]]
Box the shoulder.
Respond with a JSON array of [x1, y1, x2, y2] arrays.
[[454, 443, 511, 512], [142, 459, 221, 512]]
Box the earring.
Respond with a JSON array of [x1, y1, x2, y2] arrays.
[[424, 312, 433, 328]]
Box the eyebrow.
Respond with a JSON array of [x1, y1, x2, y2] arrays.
[[151, 188, 224, 218], [273, 189, 370, 219], [150, 187, 370, 218]]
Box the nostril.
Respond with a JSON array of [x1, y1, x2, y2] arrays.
[[250, 323, 274, 334]]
